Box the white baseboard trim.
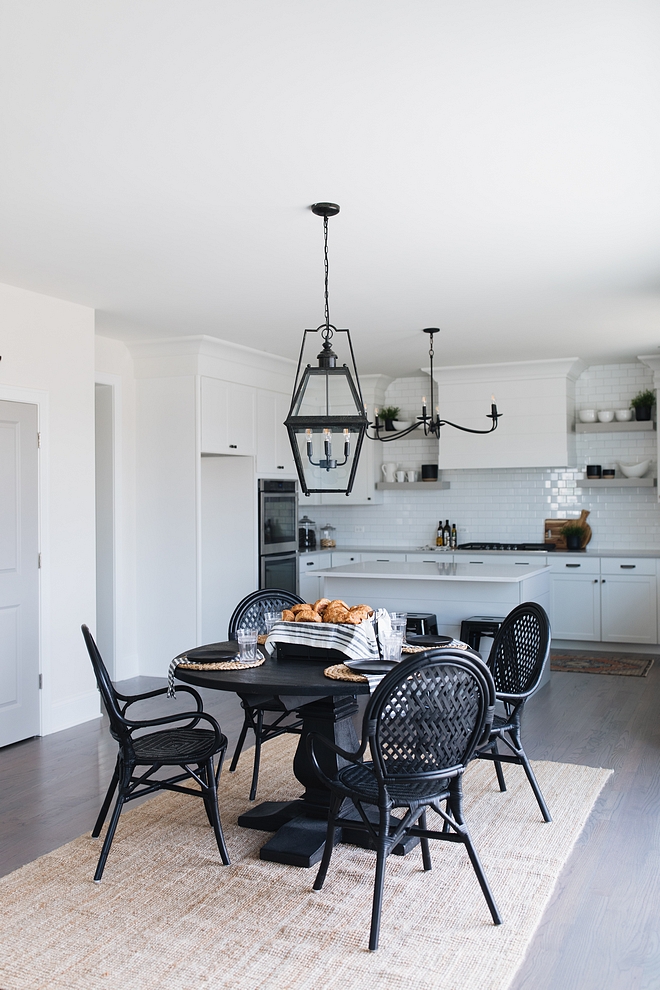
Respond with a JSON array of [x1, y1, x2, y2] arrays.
[[42, 690, 101, 735], [552, 639, 660, 654]]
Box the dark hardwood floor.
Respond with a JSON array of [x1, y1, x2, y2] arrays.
[[1, 665, 659, 989]]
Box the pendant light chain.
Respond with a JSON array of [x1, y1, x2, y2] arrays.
[[323, 214, 332, 339]]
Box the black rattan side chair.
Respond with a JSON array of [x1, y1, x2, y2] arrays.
[[308, 649, 502, 951], [475, 601, 552, 822], [228, 588, 306, 801], [81, 624, 230, 882]]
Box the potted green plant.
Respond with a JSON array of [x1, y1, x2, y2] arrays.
[[630, 389, 655, 422], [379, 405, 400, 432], [560, 521, 587, 552]]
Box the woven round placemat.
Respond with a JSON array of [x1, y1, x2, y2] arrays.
[[324, 663, 368, 683], [175, 654, 266, 672]]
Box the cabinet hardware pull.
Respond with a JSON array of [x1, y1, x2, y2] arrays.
[[229, 444, 237, 449], [566, 564, 581, 568], [277, 465, 284, 469], [515, 562, 529, 565], [306, 562, 314, 566], [601, 579, 606, 583], [620, 564, 635, 569], [593, 579, 598, 583], [469, 560, 484, 564]]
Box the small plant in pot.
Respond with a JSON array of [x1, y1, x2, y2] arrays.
[[379, 406, 400, 432], [561, 521, 587, 552], [630, 389, 655, 422]]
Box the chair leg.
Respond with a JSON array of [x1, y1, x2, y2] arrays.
[[449, 779, 502, 926], [313, 793, 342, 891], [94, 762, 132, 882], [368, 807, 391, 951], [92, 759, 120, 837], [491, 740, 507, 792], [229, 713, 250, 773], [204, 757, 231, 865], [509, 729, 552, 823], [199, 763, 215, 828], [418, 810, 432, 871], [249, 710, 264, 802]]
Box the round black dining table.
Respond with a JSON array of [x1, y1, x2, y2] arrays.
[[175, 640, 382, 869]]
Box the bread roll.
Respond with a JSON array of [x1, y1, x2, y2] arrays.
[[295, 609, 321, 623], [313, 598, 331, 613], [281, 609, 295, 622]]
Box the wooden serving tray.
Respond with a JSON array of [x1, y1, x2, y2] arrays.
[[544, 509, 591, 551]]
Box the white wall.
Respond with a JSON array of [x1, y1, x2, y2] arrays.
[[0, 282, 98, 734], [95, 335, 139, 680]]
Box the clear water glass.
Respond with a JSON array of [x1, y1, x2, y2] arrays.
[[264, 611, 281, 634], [237, 627, 259, 662], [381, 631, 403, 662], [389, 611, 408, 644]]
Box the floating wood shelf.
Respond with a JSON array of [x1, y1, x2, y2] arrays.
[[375, 481, 450, 491], [574, 420, 655, 433], [580, 477, 656, 487]]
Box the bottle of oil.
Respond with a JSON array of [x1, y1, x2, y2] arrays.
[[443, 520, 450, 546], [436, 521, 443, 546], [451, 523, 457, 548]]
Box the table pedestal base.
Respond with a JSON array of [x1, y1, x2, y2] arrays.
[[236, 693, 418, 867]]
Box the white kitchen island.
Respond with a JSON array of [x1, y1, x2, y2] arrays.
[[318, 560, 551, 679]]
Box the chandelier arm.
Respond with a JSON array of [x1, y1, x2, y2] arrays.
[[438, 418, 500, 435], [365, 421, 423, 442]]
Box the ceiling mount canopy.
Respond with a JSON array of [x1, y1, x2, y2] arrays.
[[285, 203, 368, 497]]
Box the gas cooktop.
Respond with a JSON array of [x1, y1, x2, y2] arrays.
[[457, 542, 555, 552]]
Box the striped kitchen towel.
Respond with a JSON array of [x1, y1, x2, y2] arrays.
[[264, 615, 381, 661]]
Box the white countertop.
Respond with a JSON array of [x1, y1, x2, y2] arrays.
[[302, 546, 660, 559], [317, 561, 549, 583]]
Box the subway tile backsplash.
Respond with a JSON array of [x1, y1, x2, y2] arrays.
[[313, 363, 660, 551]]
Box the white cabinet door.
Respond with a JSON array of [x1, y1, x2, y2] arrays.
[[360, 552, 407, 562], [600, 563, 658, 644], [256, 391, 296, 477], [406, 553, 452, 563], [319, 437, 382, 505], [550, 573, 601, 640], [298, 552, 332, 602], [201, 378, 256, 456]]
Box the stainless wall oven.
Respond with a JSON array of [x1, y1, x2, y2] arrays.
[[258, 479, 298, 594]]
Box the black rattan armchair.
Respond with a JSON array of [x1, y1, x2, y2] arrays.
[[475, 601, 552, 822], [308, 649, 502, 951], [82, 624, 230, 881], [228, 589, 306, 801]]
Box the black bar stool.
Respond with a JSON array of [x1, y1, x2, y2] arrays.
[[406, 612, 438, 636], [459, 615, 505, 652]]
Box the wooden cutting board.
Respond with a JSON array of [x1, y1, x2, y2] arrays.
[[544, 509, 592, 550]]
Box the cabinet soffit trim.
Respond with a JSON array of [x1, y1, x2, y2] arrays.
[[425, 357, 586, 385], [637, 355, 660, 388]]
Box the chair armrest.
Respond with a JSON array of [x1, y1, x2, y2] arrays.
[[118, 684, 204, 715], [306, 732, 367, 790], [126, 710, 223, 746]]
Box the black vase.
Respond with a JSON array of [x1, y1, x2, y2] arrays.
[[384, 419, 396, 431], [635, 405, 652, 421], [566, 533, 582, 551]]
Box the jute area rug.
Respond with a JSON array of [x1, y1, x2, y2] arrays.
[[551, 650, 656, 676], [0, 736, 611, 990]]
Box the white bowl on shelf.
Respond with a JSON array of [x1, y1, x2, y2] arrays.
[[619, 460, 650, 478], [614, 408, 633, 422], [392, 420, 412, 431], [598, 410, 614, 423], [578, 409, 597, 423]]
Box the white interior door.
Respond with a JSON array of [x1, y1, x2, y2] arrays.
[[0, 400, 39, 747]]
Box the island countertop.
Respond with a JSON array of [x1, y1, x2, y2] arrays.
[[315, 560, 549, 583]]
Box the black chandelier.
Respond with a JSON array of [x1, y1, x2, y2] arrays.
[[367, 327, 501, 441], [285, 203, 368, 497]]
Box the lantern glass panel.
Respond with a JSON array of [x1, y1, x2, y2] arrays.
[[291, 425, 364, 494], [292, 367, 361, 418]]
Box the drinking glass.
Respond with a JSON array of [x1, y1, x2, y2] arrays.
[[237, 627, 259, 662], [389, 611, 408, 644], [264, 611, 281, 634], [381, 631, 403, 662]]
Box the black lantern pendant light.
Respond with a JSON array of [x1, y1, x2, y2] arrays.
[[285, 203, 368, 497]]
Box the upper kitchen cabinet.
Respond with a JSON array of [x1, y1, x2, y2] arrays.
[[433, 358, 585, 469], [256, 390, 296, 478], [201, 377, 256, 456]]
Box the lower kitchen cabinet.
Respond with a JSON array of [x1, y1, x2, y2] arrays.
[[600, 558, 657, 644], [549, 555, 658, 644]]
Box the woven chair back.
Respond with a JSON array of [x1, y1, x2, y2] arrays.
[[488, 602, 550, 697], [366, 650, 495, 786], [81, 624, 129, 744], [227, 588, 305, 639]]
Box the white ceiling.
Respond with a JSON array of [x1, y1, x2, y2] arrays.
[[0, 1, 659, 377]]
